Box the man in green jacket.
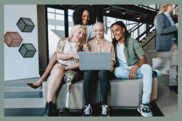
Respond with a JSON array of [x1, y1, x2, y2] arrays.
[[110, 21, 160, 117]]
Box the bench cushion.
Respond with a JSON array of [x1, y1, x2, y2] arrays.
[[42, 80, 101, 109], [108, 78, 157, 107]]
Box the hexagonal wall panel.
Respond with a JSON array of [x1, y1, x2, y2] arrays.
[[4, 32, 23, 47], [19, 43, 36, 58], [17, 18, 35, 32]]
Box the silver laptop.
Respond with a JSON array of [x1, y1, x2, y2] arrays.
[[79, 52, 111, 70]]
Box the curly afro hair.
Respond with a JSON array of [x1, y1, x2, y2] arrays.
[[73, 5, 96, 25]]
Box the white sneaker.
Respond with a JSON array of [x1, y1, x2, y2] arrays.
[[82, 104, 92, 116], [100, 105, 110, 117]]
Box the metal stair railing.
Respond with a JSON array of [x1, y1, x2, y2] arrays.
[[135, 25, 154, 41], [129, 23, 144, 34], [128, 23, 141, 33], [142, 34, 156, 48]]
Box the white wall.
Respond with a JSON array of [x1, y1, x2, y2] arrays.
[[4, 5, 39, 81]]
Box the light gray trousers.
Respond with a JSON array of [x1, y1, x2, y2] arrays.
[[156, 41, 178, 86]]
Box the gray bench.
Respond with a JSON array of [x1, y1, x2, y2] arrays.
[[42, 78, 157, 109]]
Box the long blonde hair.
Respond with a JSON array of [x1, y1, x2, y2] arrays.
[[154, 4, 169, 28], [69, 25, 88, 53]]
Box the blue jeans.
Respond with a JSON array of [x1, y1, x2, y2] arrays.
[[114, 64, 152, 103]]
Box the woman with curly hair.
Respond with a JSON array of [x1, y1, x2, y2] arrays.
[[27, 5, 96, 88], [43, 25, 88, 116], [73, 5, 96, 41]]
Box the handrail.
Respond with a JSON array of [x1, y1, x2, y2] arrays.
[[128, 23, 140, 33], [142, 34, 156, 48], [130, 23, 144, 33], [135, 25, 154, 41]]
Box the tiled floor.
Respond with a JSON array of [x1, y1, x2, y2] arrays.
[[154, 75, 178, 116], [4, 75, 177, 116]]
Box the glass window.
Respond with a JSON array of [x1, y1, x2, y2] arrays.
[[68, 9, 74, 16], [47, 7, 65, 60], [48, 25, 59, 59], [56, 14, 64, 21], [106, 17, 116, 27], [56, 26, 64, 30], [68, 9, 74, 36], [69, 27, 73, 36], [68, 16, 73, 22], [149, 4, 156, 9], [133, 29, 138, 39], [56, 9, 64, 14], [103, 16, 119, 42], [48, 8, 55, 12], [139, 24, 146, 41], [48, 25, 55, 30], [48, 13, 55, 19]]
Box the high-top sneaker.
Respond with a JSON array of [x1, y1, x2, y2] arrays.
[[100, 105, 110, 117], [82, 104, 92, 116]]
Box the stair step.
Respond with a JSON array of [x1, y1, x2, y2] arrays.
[[142, 37, 155, 41], [140, 39, 155, 43], [141, 37, 155, 41], [140, 42, 155, 46], [145, 53, 158, 58], [148, 33, 155, 36], [137, 29, 159, 67], [143, 46, 155, 49], [141, 39, 155, 43], [146, 57, 161, 60], [147, 59, 152, 63], [144, 35, 155, 38], [144, 50, 158, 54]]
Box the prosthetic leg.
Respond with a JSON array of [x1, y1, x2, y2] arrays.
[[58, 70, 79, 116]]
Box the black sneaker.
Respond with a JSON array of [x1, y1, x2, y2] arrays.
[[100, 105, 110, 117], [169, 85, 178, 93], [58, 107, 70, 116], [82, 104, 92, 116]]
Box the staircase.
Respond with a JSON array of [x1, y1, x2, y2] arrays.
[[139, 29, 161, 67]]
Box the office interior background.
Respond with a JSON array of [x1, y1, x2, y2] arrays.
[[4, 4, 178, 116]]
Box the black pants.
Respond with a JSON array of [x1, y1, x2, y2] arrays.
[[83, 70, 109, 105]]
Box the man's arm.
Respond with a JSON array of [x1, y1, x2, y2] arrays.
[[128, 39, 146, 79], [134, 55, 147, 68], [127, 55, 147, 79]]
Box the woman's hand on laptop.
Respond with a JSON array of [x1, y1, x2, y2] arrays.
[[110, 60, 115, 72], [110, 66, 114, 72], [72, 54, 79, 59]]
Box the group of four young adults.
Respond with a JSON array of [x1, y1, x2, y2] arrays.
[[27, 5, 161, 117]]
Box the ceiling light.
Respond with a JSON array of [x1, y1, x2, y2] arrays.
[[123, 12, 125, 15], [137, 17, 140, 20], [106, 10, 110, 13]]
